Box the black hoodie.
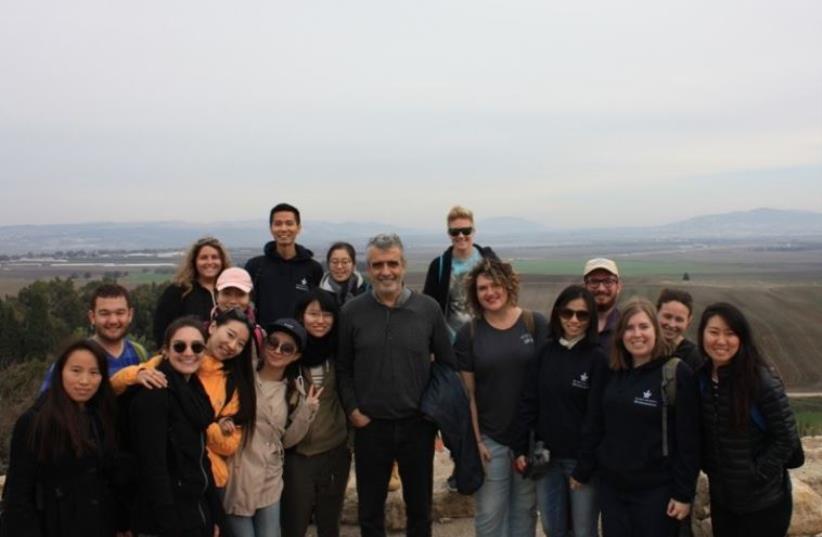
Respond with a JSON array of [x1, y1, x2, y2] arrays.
[[245, 242, 323, 327], [586, 356, 700, 503]]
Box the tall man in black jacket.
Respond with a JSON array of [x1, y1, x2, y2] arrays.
[[245, 203, 323, 327], [337, 233, 456, 537]]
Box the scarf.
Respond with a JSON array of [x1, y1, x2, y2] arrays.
[[300, 332, 336, 368], [159, 359, 215, 430]]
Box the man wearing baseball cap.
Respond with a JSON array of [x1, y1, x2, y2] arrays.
[[583, 257, 623, 353]]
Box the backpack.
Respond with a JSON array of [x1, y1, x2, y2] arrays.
[[660, 357, 681, 457]]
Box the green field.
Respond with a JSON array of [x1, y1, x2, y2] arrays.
[[791, 397, 822, 437]]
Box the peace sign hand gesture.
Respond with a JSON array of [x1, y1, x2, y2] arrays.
[[305, 384, 324, 411]]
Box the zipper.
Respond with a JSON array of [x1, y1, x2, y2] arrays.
[[197, 432, 208, 527]]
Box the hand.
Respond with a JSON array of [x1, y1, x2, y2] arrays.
[[349, 408, 371, 428], [513, 455, 527, 473], [213, 525, 220, 537], [136, 368, 167, 389], [218, 417, 236, 435], [116, 531, 133, 537], [306, 384, 324, 410], [569, 477, 583, 491], [666, 499, 691, 520], [477, 441, 492, 464]]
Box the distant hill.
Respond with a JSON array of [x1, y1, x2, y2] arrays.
[[1, 208, 821, 254]]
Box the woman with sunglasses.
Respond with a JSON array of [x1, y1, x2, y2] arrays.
[[128, 316, 223, 537], [512, 285, 607, 537], [223, 318, 321, 537], [154, 236, 232, 346], [319, 242, 367, 307], [1, 340, 122, 537], [281, 289, 350, 537], [584, 298, 700, 537], [113, 308, 257, 497], [698, 303, 798, 537], [455, 258, 547, 537]]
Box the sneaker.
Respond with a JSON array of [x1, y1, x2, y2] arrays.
[[446, 474, 458, 493]]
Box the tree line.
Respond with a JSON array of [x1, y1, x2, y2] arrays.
[[0, 277, 166, 366]]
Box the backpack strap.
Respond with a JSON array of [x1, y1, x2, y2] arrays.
[[660, 357, 681, 457]]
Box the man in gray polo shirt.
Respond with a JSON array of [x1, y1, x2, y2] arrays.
[[337, 233, 455, 537]]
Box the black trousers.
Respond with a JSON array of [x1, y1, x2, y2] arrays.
[[711, 486, 792, 537], [353, 415, 436, 537], [281, 442, 352, 537], [599, 480, 678, 537]]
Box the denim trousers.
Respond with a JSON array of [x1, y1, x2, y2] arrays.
[[535, 457, 599, 537], [474, 435, 537, 537], [354, 415, 437, 537], [225, 501, 281, 537]]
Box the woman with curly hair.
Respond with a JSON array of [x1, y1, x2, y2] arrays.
[[153, 236, 231, 345]]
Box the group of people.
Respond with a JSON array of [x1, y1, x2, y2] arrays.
[[0, 202, 802, 537]]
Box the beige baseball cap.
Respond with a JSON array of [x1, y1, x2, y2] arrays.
[[583, 258, 619, 278]]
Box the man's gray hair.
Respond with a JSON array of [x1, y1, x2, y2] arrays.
[[367, 233, 405, 254]]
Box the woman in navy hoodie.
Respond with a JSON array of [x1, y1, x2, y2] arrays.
[[513, 285, 607, 537], [586, 298, 700, 537]]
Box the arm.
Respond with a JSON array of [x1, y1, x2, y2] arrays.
[[754, 367, 798, 482], [671, 361, 700, 503], [430, 305, 456, 368], [510, 348, 541, 457], [460, 371, 491, 463], [422, 257, 439, 299], [1, 413, 43, 537], [335, 307, 360, 419], [153, 285, 183, 348], [454, 325, 489, 462], [283, 388, 320, 448], [110, 355, 163, 395], [572, 350, 609, 484], [206, 390, 242, 457]]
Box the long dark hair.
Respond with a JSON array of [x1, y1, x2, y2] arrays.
[[209, 308, 257, 439], [293, 288, 339, 370], [29, 340, 116, 462], [549, 285, 598, 344], [698, 302, 772, 431]]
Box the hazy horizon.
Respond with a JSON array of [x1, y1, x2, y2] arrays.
[[2, 1, 821, 227]]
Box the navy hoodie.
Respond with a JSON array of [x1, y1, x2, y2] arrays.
[[587, 357, 700, 502], [245, 242, 323, 327]]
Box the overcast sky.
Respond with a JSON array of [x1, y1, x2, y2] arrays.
[[1, 1, 820, 229]]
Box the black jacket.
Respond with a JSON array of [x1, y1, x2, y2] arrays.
[[245, 242, 323, 327], [699, 365, 797, 513], [153, 282, 215, 346], [420, 361, 483, 495], [512, 338, 609, 483], [1, 407, 120, 537], [586, 357, 700, 502], [128, 360, 221, 537], [673, 338, 704, 372], [422, 244, 497, 313]]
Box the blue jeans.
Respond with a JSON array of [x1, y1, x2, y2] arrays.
[[226, 502, 281, 537], [474, 435, 537, 537], [536, 458, 599, 537]]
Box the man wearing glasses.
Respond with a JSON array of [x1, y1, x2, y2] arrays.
[[423, 205, 498, 342], [337, 233, 455, 537], [583, 257, 623, 353]]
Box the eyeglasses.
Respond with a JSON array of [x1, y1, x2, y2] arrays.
[[171, 341, 206, 354], [305, 310, 334, 321], [448, 227, 473, 237], [559, 308, 591, 322], [585, 277, 619, 289], [329, 258, 352, 266], [265, 337, 297, 357]]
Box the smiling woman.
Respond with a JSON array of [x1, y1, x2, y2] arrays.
[[153, 236, 232, 345], [583, 298, 700, 537]]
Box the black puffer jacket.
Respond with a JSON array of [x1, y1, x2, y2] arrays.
[[699, 364, 797, 513]]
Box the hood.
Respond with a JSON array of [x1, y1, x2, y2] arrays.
[[263, 241, 315, 262], [319, 270, 365, 290]]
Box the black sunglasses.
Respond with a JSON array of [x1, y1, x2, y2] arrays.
[[265, 337, 297, 357], [448, 227, 473, 237], [559, 308, 591, 322], [171, 341, 206, 354]]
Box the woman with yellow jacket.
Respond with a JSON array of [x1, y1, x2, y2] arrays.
[[112, 308, 257, 490]]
